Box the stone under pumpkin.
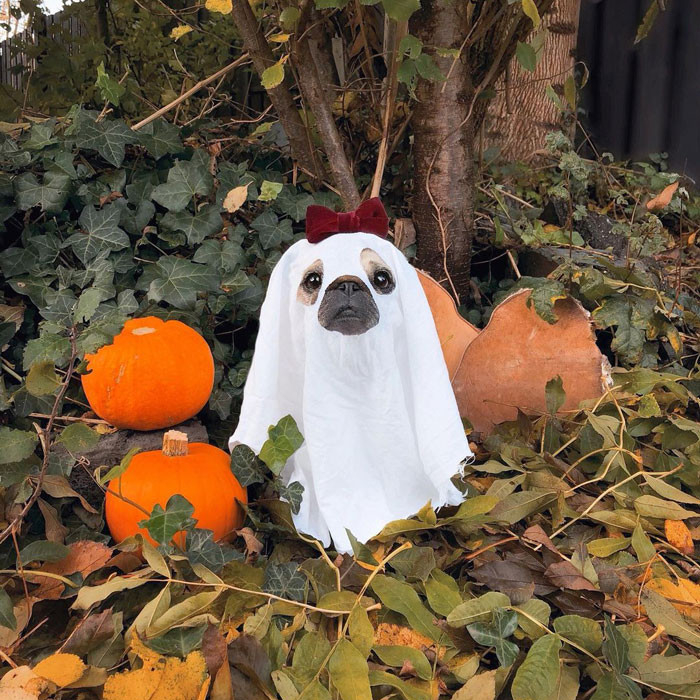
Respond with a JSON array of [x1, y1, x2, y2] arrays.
[[82, 316, 214, 431], [105, 430, 247, 547]]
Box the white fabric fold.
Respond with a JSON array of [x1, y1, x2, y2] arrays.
[[230, 232, 472, 553]]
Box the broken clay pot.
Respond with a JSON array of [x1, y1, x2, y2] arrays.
[[418, 270, 611, 436]]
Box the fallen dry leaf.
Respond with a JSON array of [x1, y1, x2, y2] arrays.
[[646, 180, 679, 211], [665, 519, 694, 555], [34, 540, 112, 599], [33, 653, 86, 687], [223, 184, 249, 213], [103, 634, 208, 700], [0, 665, 54, 698], [375, 622, 435, 651], [646, 577, 700, 624]]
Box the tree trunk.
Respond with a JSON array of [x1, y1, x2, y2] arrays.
[[487, 0, 581, 161], [292, 35, 361, 209], [230, 0, 321, 180], [409, 0, 478, 302]]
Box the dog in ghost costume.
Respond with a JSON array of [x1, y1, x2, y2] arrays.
[[229, 198, 472, 553]]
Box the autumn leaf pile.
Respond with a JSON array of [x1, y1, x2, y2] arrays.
[[1, 115, 700, 700]]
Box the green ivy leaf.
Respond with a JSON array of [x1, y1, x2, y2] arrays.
[[14, 170, 71, 214], [278, 480, 304, 515], [467, 608, 519, 667], [95, 62, 126, 107], [259, 415, 304, 475], [73, 113, 135, 167], [138, 494, 197, 545], [65, 204, 130, 264], [151, 158, 214, 212], [137, 118, 183, 158], [146, 625, 206, 657], [263, 562, 306, 601], [259, 180, 284, 202], [148, 256, 219, 309], [161, 204, 223, 245], [192, 239, 244, 273], [251, 210, 293, 249], [230, 444, 266, 487], [0, 427, 38, 464], [184, 529, 242, 573]]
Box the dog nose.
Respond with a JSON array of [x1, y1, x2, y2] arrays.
[[336, 280, 362, 296]]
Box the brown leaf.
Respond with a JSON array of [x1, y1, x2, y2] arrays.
[[545, 561, 598, 591], [223, 184, 249, 213], [37, 498, 68, 543], [237, 527, 263, 557], [41, 475, 98, 514], [522, 525, 558, 553], [202, 623, 228, 677], [61, 609, 115, 656], [646, 181, 679, 211], [34, 540, 112, 599], [211, 662, 234, 700], [665, 519, 694, 555]]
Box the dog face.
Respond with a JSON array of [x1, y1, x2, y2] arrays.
[[296, 247, 396, 335]]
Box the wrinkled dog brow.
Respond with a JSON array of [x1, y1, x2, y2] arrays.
[[297, 259, 324, 305], [360, 248, 395, 294]]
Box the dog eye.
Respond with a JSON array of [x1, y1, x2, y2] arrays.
[[373, 270, 392, 290], [304, 272, 322, 290]]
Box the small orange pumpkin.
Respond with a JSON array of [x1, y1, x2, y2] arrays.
[[82, 317, 214, 431], [105, 431, 247, 547]]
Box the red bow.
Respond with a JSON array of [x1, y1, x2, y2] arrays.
[[305, 198, 389, 244]]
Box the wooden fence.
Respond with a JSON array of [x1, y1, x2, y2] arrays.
[[0, 9, 85, 92]]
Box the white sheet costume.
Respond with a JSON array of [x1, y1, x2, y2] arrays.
[[229, 217, 472, 553]]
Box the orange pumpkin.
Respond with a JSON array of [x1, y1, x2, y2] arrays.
[[82, 317, 214, 431], [105, 431, 247, 547]]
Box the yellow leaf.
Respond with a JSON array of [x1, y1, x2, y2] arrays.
[[205, 0, 232, 14], [646, 180, 679, 212], [33, 653, 86, 687], [270, 33, 291, 43], [170, 25, 193, 41], [646, 578, 700, 624], [564, 75, 576, 111], [104, 636, 209, 700], [223, 184, 250, 213], [262, 58, 286, 90], [521, 0, 541, 27]]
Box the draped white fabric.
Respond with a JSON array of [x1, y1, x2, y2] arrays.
[[229, 233, 472, 553]]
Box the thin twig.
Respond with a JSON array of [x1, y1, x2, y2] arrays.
[[0, 328, 78, 547], [131, 54, 250, 131]]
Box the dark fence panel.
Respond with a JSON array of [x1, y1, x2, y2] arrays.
[[578, 0, 700, 178]]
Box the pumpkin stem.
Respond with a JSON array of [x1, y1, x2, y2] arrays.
[[162, 430, 189, 457]]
